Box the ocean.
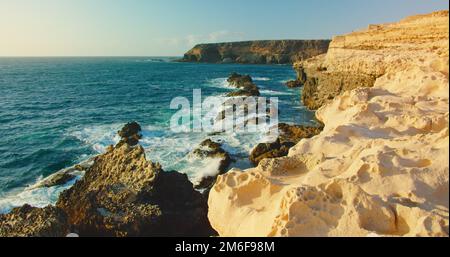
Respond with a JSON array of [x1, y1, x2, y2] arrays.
[[0, 57, 316, 213]]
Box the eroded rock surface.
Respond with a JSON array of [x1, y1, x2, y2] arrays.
[[208, 11, 449, 237], [0, 205, 68, 237], [1, 123, 216, 237], [56, 133, 215, 236]]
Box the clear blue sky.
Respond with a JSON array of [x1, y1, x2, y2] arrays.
[[0, 0, 448, 56]]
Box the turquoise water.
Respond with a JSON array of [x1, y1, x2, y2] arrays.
[[0, 57, 315, 212]]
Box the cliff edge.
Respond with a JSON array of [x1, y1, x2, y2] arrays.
[[208, 11, 449, 237], [296, 10, 449, 110]]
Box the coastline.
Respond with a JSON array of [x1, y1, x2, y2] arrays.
[[0, 10, 448, 237]]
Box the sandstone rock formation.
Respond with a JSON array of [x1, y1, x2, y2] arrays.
[[0, 205, 68, 237], [208, 11, 449, 237], [180, 40, 331, 64], [249, 123, 322, 166], [295, 10, 449, 110]]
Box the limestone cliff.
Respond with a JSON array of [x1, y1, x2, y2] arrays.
[[208, 11, 449, 237], [180, 40, 331, 64], [296, 10, 449, 110]]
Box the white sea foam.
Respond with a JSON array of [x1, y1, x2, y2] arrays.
[[207, 78, 232, 89], [0, 100, 280, 213], [70, 124, 122, 153], [259, 89, 291, 96], [253, 77, 271, 81], [0, 175, 79, 214]]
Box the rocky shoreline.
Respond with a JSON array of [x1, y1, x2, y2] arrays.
[[1, 11, 448, 238], [0, 122, 216, 237]]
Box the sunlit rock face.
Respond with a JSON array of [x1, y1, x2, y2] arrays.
[[295, 10, 449, 110], [208, 11, 449, 237]]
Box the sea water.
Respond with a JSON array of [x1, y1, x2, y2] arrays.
[[0, 57, 316, 212]]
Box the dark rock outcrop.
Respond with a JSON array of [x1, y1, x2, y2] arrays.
[[117, 121, 142, 146], [0, 205, 69, 237], [56, 130, 215, 236], [249, 123, 323, 166], [180, 40, 331, 64], [192, 139, 232, 191], [226, 73, 260, 97], [285, 80, 302, 88], [0, 122, 217, 237]]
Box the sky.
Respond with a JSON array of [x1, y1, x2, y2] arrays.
[[0, 0, 448, 56]]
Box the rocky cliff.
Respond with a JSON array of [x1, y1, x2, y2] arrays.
[[180, 40, 331, 64], [296, 10, 449, 110], [208, 11, 449, 237]]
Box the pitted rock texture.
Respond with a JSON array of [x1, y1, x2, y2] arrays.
[[0, 123, 216, 237], [57, 142, 215, 236], [0, 205, 69, 237], [208, 11, 449, 237]]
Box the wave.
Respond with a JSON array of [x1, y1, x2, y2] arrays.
[[260, 89, 292, 96], [206, 77, 232, 89], [70, 124, 122, 153], [253, 77, 271, 81], [0, 174, 79, 214]]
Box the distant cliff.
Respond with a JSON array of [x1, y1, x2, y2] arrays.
[[180, 40, 331, 64]]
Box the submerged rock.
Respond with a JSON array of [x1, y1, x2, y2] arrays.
[[40, 173, 76, 188], [30, 158, 94, 189], [0, 205, 69, 237]]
